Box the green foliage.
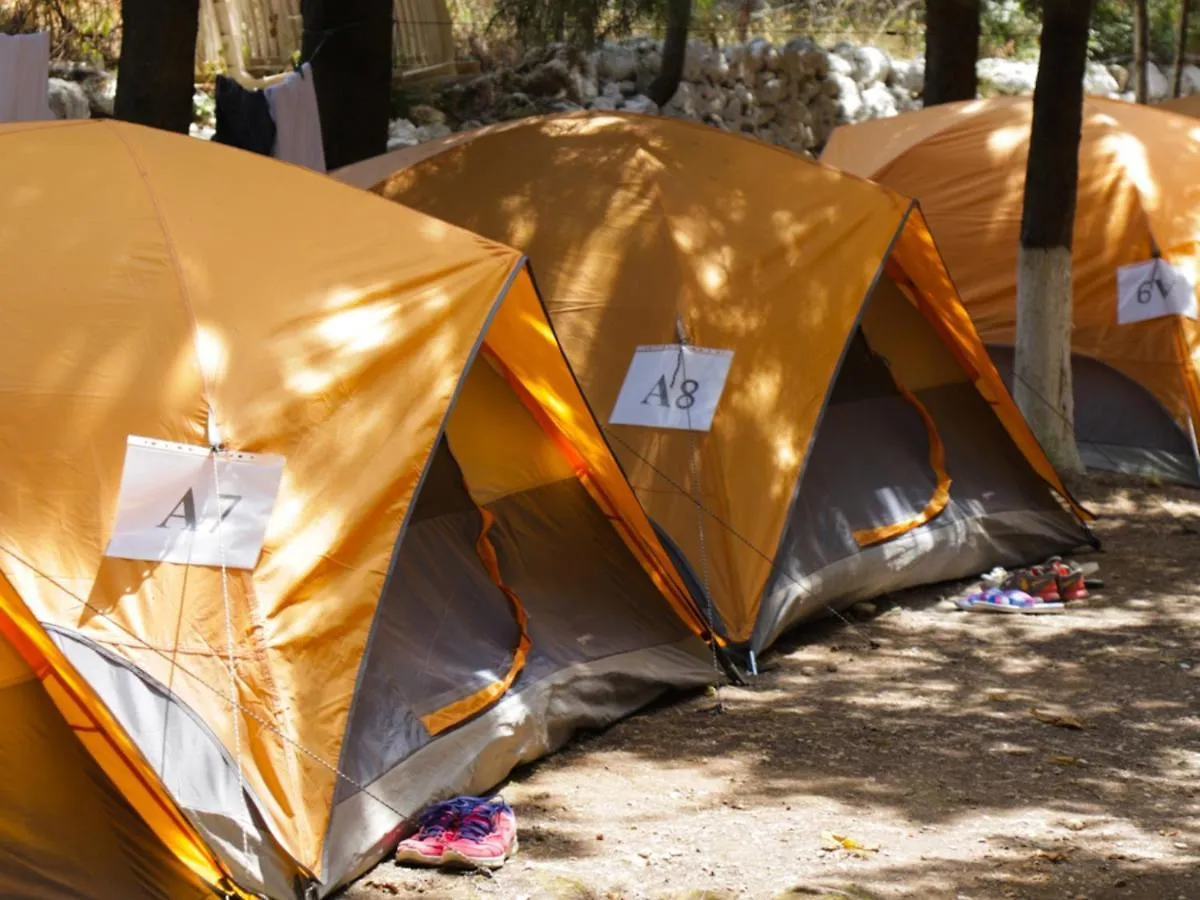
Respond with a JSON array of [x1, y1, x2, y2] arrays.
[[487, 0, 662, 48], [1089, 0, 1185, 63], [1014, 0, 1190, 63], [981, 0, 1042, 58], [0, 0, 121, 66]]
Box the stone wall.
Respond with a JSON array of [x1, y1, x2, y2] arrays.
[[38, 39, 1200, 161], [385, 39, 1200, 158]]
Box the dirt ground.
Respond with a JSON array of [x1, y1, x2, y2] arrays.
[[346, 476, 1200, 900]]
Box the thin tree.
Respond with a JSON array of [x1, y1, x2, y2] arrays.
[[735, 0, 753, 43], [1013, 0, 1095, 475], [301, 0, 392, 170], [923, 0, 981, 106], [114, 0, 200, 133], [1134, 0, 1150, 102], [646, 0, 691, 108], [1173, 0, 1193, 98]]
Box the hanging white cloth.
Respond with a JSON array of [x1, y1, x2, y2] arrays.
[[0, 32, 53, 123], [264, 63, 326, 173]]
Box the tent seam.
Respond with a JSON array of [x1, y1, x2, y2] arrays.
[[318, 253, 526, 876], [104, 120, 311, 864]]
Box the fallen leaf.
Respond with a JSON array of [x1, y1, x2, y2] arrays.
[[1049, 754, 1085, 766], [1031, 707, 1087, 730], [819, 832, 879, 856]]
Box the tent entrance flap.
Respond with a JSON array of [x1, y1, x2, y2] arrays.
[[852, 360, 952, 548]]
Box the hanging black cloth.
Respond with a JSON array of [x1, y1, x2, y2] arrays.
[[212, 75, 275, 156]]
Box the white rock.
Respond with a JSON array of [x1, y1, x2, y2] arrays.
[[621, 94, 660, 115], [82, 71, 116, 117], [386, 118, 419, 150], [416, 123, 452, 142], [1084, 62, 1119, 96], [571, 71, 599, 104], [828, 53, 854, 78], [892, 57, 924, 95], [409, 104, 445, 126], [829, 72, 863, 122], [189, 123, 214, 141], [891, 83, 920, 112], [860, 82, 898, 119], [618, 80, 638, 96], [977, 57, 1038, 95], [1180, 64, 1200, 94], [756, 76, 786, 106], [589, 95, 620, 111], [1146, 62, 1171, 100], [47, 78, 90, 119], [602, 81, 623, 100], [800, 49, 831, 78], [1109, 64, 1130, 92], [852, 46, 891, 87], [664, 82, 700, 119], [682, 40, 712, 83], [746, 38, 772, 72], [705, 51, 731, 84], [598, 44, 637, 81]]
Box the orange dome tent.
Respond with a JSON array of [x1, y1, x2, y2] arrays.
[[822, 96, 1200, 484], [335, 111, 1093, 656], [1157, 93, 1200, 117], [0, 119, 716, 898]]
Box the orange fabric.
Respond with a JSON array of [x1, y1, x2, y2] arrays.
[[479, 271, 713, 638], [0, 574, 240, 896], [0, 119, 525, 873], [1156, 93, 1200, 117], [419, 504, 531, 735], [889, 211, 1092, 521], [822, 96, 1200, 445], [356, 113, 913, 643], [851, 374, 952, 547], [0, 118, 709, 888]]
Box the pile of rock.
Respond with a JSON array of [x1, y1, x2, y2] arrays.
[[382, 38, 1200, 158], [45, 62, 116, 120], [399, 38, 922, 156], [37, 38, 1200, 162]]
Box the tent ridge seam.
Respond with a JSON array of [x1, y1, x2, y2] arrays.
[[319, 254, 528, 875]]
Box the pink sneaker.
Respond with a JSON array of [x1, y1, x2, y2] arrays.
[[442, 797, 518, 869], [395, 796, 486, 867]]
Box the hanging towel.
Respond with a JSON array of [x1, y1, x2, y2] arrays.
[[212, 75, 276, 156], [0, 32, 53, 122], [264, 63, 326, 172]]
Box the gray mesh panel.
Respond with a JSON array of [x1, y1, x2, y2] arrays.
[[484, 478, 698, 683], [988, 345, 1200, 484], [334, 439, 519, 801]]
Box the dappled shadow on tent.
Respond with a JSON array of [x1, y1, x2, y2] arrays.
[[822, 97, 1200, 487]]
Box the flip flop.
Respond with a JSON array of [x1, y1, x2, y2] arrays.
[[955, 588, 1065, 615]]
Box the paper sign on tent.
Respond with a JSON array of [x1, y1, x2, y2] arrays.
[[609, 345, 734, 432], [105, 436, 285, 570], [1117, 258, 1197, 325]]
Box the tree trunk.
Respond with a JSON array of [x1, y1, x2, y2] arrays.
[[114, 0, 199, 133], [646, 0, 691, 108], [735, 0, 752, 43], [1014, 0, 1094, 477], [923, 0, 981, 106], [1173, 0, 1192, 98], [301, 0, 392, 170], [1134, 0, 1150, 102]]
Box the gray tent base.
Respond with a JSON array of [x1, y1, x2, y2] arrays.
[[988, 346, 1200, 487], [753, 366, 1089, 653]]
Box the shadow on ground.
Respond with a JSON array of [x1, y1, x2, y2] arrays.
[[347, 476, 1200, 900]]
